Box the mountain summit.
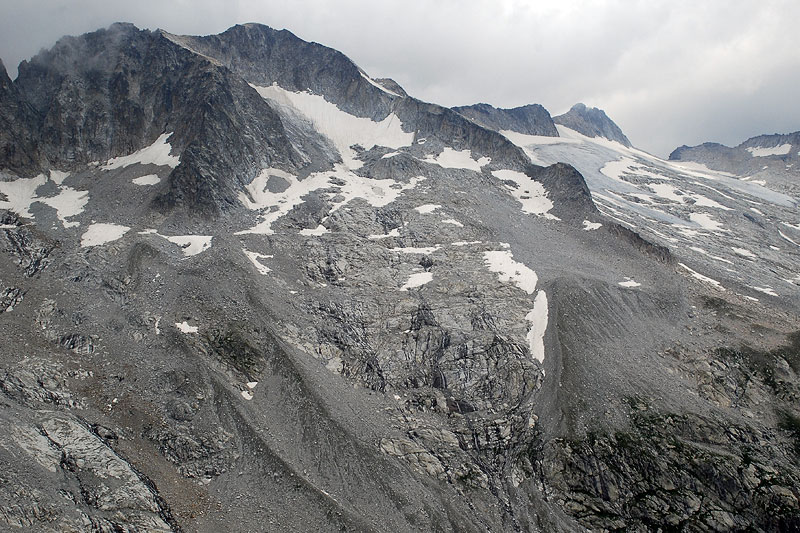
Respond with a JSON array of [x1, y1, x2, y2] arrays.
[[1, 22, 799, 532]]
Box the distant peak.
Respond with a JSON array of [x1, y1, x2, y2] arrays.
[[554, 103, 631, 147]]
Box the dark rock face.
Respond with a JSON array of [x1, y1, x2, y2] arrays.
[[453, 102, 559, 137], [0, 59, 41, 173], [528, 162, 597, 220], [554, 102, 632, 146]]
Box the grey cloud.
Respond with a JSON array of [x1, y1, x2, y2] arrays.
[[1, 0, 798, 156]]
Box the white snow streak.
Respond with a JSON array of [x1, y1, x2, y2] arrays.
[[746, 144, 792, 157], [424, 147, 490, 172], [102, 133, 180, 170], [483, 250, 538, 294], [132, 174, 161, 186], [525, 291, 548, 363], [175, 321, 198, 334]]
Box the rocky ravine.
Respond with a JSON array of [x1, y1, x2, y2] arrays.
[[1, 23, 799, 532]]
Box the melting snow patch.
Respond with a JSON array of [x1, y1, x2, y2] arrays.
[[0, 173, 88, 227], [132, 174, 161, 186], [441, 219, 464, 227], [583, 220, 602, 231], [243, 250, 273, 275], [175, 321, 198, 334], [526, 291, 548, 363], [452, 241, 482, 246], [414, 204, 441, 214], [166, 235, 212, 256], [679, 263, 725, 290], [368, 228, 401, 239], [752, 286, 778, 297], [246, 381, 258, 390], [483, 250, 538, 294], [618, 278, 641, 288], [491, 169, 558, 219], [732, 247, 757, 259], [102, 133, 180, 170], [391, 246, 441, 254], [689, 213, 724, 232], [746, 144, 791, 157], [399, 272, 433, 291], [241, 390, 254, 400], [424, 147, 490, 172], [80, 223, 130, 247], [253, 84, 413, 169], [300, 225, 329, 236]]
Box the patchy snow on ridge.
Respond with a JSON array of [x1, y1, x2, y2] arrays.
[[491, 169, 558, 219], [359, 72, 401, 97], [746, 144, 792, 157], [483, 250, 538, 294], [80, 223, 130, 247], [424, 147, 490, 172], [102, 133, 180, 170], [399, 271, 433, 291], [526, 291, 548, 363], [253, 84, 412, 169]]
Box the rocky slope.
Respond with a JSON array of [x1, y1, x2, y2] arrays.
[[1, 23, 799, 532], [452, 103, 559, 137]]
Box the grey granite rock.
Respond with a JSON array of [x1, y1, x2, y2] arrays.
[[554, 102, 632, 146]]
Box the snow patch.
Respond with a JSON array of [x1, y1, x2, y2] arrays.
[[166, 235, 212, 257], [525, 291, 548, 363], [414, 204, 441, 214], [483, 250, 538, 294], [132, 174, 161, 186], [583, 220, 602, 231], [746, 144, 791, 157], [752, 286, 778, 297], [452, 241, 482, 246], [368, 228, 401, 239], [253, 84, 412, 169], [441, 218, 464, 227], [102, 133, 180, 170], [360, 72, 401, 97], [391, 246, 441, 254], [399, 271, 433, 291], [491, 169, 558, 219], [243, 250, 273, 275], [679, 263, 725, 290], [175, 321, 198, 334], [80, 223, 130, 247], [424, 147, 490, 172], [618, 278, 641, 288], [300, 225, 329, 236], [0, 173, 88, 228], [689, 213, 724, 232], [732, 247, 757, 259], [241, 390, 254, 401]]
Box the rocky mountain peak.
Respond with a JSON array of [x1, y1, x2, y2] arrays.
[[553, 102, 631, 146], [453, 102, 558, 137]]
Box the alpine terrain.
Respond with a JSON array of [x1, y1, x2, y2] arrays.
[[1, 22, 799, 532]]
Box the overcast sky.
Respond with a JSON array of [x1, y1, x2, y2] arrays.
[[1, 0, 798, 156]]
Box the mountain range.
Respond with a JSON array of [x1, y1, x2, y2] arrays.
[[1, 22, 799, 532]]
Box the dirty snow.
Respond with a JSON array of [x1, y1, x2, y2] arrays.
[[80, 223, 130, 247], [132, 174, 161, 185], [399, 271, 433, 291], [243, 250, 273, 275], [746, 144, 792, 157], [175, 321, 199, 334], [491, 169, 558, 219], [525, 291, 549, 363], [102, 133, 180, 170], [414, 204, 441, 214], [424, 147, 490, 172], [483, 250, 538, 294]]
